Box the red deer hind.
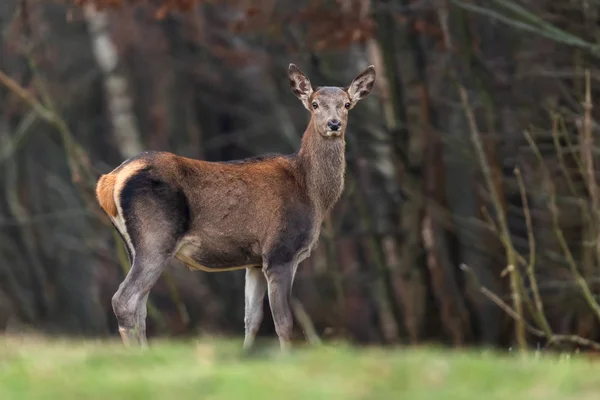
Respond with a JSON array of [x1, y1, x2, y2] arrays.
[[95, 63, 376, 350]]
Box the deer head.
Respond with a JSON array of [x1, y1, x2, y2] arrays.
[[288, 64, 376, 138]]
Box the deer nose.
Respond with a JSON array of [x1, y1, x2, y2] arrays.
[[327, 119, 341, 131]]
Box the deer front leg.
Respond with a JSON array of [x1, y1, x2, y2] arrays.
[[243, 267, 267, 350], [264, 263, 295, 351]]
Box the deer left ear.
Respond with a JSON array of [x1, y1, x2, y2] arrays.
[[346, 65, 376, 104]]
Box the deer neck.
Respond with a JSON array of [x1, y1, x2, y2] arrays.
[[297, 119, 346, 213]]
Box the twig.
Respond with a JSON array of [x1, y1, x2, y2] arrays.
[[323, 216, 345, 317], [451, 0, 600, 57], [438, 3, 526, 352], [0, 69, 54, 122], [0, 66, 90, 188], [291, 298, 322, 346], [524, 129, 600, 323], [460, 264, 600, 351], [349, 172, 403, 343], [163, 271, 191, 327], [515, 167, 552, 336], [557, 116, 586, 180], [580, 70, 600, 274], [0, 110, 37, 166], [550, 112, 578, 196], [3, 140, 49, 320], [581, 71, 596, 209]]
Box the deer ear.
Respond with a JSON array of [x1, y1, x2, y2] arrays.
[[289, 63, 314, 110], [346, 65, 376, 104]]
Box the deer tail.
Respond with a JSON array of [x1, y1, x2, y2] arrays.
[[96, 173, 118, 218]]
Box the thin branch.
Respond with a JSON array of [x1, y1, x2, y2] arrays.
[[0, 69, 54, 122], [0, 110, 37, 166], [451, 0, 600, 57], [580, 70, 600, 272], [438, 3, 526, 352], [515, 167, 552, 336], [461, 264, 600, 351], [550, 113, 578, 196], [291, 298, 322, 346], [524, 129, 600, 323], [581, 70, 598, 211]]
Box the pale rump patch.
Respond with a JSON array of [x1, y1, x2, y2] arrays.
[[111, 214, 136, 260], [110, 159, 148, 261], [113, 160, 148, 200]]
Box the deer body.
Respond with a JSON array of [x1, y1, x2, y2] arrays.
[[96, 64, 375, 350]]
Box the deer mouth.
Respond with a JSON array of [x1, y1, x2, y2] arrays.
[[324, 130, 343, 138]]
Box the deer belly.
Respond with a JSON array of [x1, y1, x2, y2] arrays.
[[175, 241, 262, 272]]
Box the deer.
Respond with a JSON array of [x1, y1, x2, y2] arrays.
[[95, 63, 376, 351]]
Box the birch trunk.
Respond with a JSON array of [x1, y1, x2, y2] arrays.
[[83, 5, 143, 159]]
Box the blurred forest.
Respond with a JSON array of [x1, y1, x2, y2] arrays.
[[2, 0, 600, 351]]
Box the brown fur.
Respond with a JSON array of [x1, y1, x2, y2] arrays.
[[96, 174, 118, 217], [110, 151, 317, 270], [97, 63, 376, 350]]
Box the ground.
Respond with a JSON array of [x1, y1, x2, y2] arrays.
[[0, 336, 599, 399]]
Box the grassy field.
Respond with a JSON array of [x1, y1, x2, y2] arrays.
[[0, 336, 599, 400]]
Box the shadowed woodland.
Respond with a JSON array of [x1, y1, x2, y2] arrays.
[[2, 0, 600, 351]]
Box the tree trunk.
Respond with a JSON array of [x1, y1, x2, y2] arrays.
[[83, 5, 143, 159]]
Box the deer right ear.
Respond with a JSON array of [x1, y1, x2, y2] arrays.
[[289, 64, 314, 110]]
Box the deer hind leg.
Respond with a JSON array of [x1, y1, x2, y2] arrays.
[[264, 262, 296, 351], [135, 292, 151, 347], [243, 267, 267, 350], [112, 168, 190, 347], [112, 252, 168, 346]]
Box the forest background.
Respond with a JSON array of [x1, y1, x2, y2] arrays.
[[2, 0, 600, 352]]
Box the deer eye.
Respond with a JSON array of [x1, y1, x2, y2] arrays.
[[312, 102, 319, 109], [344, 102, 351, 109]]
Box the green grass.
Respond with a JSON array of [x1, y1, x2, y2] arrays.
[[0, 336, 599, 399]]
